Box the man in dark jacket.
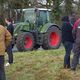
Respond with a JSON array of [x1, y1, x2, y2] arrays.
[[5, 18, 14, 67], [61, 16, 74, 69], [71, 17, 80, 71]]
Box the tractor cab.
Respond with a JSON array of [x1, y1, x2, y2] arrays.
[[23, 8, 51, 29], [14, 8, 52, 36]]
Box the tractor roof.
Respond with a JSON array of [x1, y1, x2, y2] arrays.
[[23, 8, 51, 11]]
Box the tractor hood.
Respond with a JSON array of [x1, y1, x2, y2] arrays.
[[14, 22, 29, 37], [14, 22, 29, 27]]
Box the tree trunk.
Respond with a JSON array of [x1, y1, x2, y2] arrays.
[[77, 0, 80, 15], [52, 0, 61, 25], [64, 0, 73, 16]]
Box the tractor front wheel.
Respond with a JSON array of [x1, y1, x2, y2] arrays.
[[16, 32, 35, 51]]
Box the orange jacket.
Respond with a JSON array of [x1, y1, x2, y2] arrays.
[[0, 25, 12, 55]]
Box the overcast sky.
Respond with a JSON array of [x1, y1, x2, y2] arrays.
[[74, 0, 79, 1]]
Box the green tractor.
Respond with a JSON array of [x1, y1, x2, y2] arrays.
[[14, 8, 61, 51]]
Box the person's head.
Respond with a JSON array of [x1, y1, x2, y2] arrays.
[[71, 12, 80, 20], [61, 16, 69, 22], [5, 18, 12, 24]]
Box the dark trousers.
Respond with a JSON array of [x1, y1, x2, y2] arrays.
[[71, 43, 80, 69], [0, 56, 6, 80], [6, 42, 13, 64], [63, 41, 73, 67]]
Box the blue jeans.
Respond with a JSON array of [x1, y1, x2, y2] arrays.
[[0, 56, 6, 80], [6, 42, 13, 64], [63, 41, 73, 67]]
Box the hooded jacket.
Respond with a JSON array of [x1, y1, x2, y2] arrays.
[[61, 16, 74, 43], [7, 23, 14, 36]]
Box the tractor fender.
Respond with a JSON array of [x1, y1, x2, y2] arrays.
[[40, 23, 60, 33]]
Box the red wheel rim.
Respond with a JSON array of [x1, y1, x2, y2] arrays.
[[49, 32, 60, 46], [24, 36, 33, 49]]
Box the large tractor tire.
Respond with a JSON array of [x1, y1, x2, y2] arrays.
[[16, 32, 35, 51], [42, 26, 61, 50]]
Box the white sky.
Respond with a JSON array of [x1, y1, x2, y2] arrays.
[[38, 0, 47, 5], [74, 0, 79, 1]]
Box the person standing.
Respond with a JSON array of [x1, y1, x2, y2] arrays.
[[71, 16, 80, 71], [5, 18, 14, 67], [61, 16, 74, 69], [0, 25, 11, 80]]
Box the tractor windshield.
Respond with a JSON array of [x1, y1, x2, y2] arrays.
[[23, 10, 36, 23]]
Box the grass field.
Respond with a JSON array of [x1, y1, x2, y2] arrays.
[[5, 48, 80, 80]]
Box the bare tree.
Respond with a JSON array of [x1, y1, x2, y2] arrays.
[[64, 0, 73, 15]]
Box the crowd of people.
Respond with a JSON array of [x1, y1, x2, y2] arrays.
[[61, 12, 80, 71], [0, 12, 80, 80]]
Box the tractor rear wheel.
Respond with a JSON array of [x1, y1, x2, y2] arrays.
[[16, 32, 35, 51], [42, 26, 61, 49]]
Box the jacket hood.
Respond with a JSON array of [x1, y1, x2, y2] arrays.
[[61, 16, 69, 22]]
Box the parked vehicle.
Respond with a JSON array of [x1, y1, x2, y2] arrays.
[[13, 8, 61, 51]]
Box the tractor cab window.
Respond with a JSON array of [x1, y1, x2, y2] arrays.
[[38, 10, 48, 26], [23, 10, 36, 23]]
